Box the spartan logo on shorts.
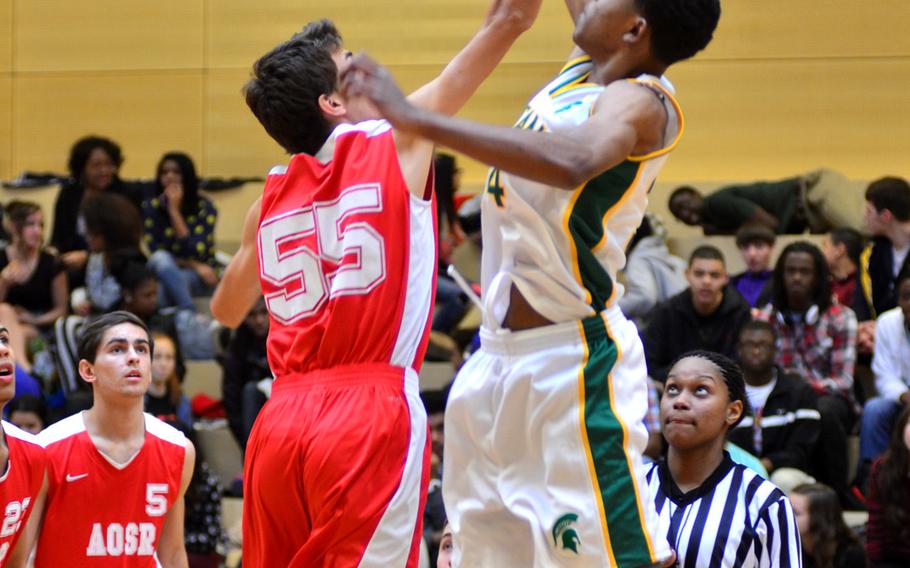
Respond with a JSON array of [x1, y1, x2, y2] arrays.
[[551, 513, 581, 555]]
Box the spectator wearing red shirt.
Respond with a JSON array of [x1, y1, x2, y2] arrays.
[[823, 227, 863, 309]]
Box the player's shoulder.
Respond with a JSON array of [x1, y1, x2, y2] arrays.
[[2, 419, 44, 449], [143, 413, 187, 449], [37, 413, 86, 448]]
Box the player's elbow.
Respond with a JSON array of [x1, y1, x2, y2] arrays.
[[210, 298, 243, 329], [553, 154, 598, 190]]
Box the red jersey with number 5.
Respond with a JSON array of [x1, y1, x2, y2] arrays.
[[0, 421, 46, 566], [257, 120, 437, 380], [35, 413, 186, 567]]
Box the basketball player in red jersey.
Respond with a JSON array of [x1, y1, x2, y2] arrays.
[[208, 1, 541, 566], [32, 312, 194, 567], [0, 322, 47, 568]]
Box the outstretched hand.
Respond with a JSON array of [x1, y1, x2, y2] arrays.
[[485, 0, 543, 34], [341, 53, 419, 130]]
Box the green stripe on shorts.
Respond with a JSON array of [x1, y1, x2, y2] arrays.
[[580, 315, 653, 567]]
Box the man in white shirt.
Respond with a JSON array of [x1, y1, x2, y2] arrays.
[[857, 268, 910, 485]]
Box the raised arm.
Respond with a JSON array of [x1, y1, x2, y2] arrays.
[[210, 198, 262, 328], [344, 56, 667, 189]]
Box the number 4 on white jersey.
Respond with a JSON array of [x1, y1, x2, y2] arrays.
[[258, 183, 387, 324]]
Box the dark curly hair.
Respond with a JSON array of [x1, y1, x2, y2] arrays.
[[771, 241, 832, 313], [634, 0, 721, 65], [67, 135, 123, 181], [82, 192, 142, 253], [244, 19, 343, 156]]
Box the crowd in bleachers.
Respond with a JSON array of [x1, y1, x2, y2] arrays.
[[2, 136, 910, 567]]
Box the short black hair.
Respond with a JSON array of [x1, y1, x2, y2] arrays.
[[120, 262, 157, 293], [634, 0, 721, 65], [669, 185, 700, 205], [244, 19, 343, 155], [689, 244, 725, 267], [829, 227, 864, 265], [735, 223, 776, 248], [155, 152, 200, 218], [738, 318, 777, 342], [67, 135, 123, 180], [772, 241, 832, 313], [670, 350, 749, 427], [865, 177, 910, 222], [7, 394, 47, 428], [78, 311, 152, 364]]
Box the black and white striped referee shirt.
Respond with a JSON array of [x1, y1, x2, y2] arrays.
[[646, 453, 802, 567]]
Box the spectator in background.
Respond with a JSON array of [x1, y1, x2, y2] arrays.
[[865, 406, 910, 567], [50, 136, 141, 279], [618, 214, 687, 328], [78, 192, 146, 314], [789, 483, 867, 568], [855, 177, 910, 355], [0, 201, 67, 368], [220, 298, 270, 450], [431, 154, 469, 336], [668, 168, 866, 235], [855, 268, 910, 489], [437, 525, 453, 568], [7, 394, 47, 434], [143, 153, 219, 311], [643, 245, 750, 382], [166, 420, 225, 568], [146, 332, 192, 428], [729, 320, 820, 492], [823, 227, 864, 309], [755, 241, 858, 502], [421, 386, 449, 566], [730, 223, 775, 307]]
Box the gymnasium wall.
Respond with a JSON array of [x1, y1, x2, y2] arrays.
[[1, 1, 908, 244]]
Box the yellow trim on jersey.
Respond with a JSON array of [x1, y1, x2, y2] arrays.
[[575, 322, 619, 567], [559, 55, 592, 74], [551, 81, 601, 99], [626, 78, 686, 162], [601, 313, 658, 562], [563, 183, 594, 306]]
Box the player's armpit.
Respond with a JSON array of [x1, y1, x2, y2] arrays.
[[211, 198, 262, 328], [156, 441, 195, 568], [6, 470, 48, 567]]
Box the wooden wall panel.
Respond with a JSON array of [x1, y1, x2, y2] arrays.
[[206, 0, 572, 69], [0, 77, 10, 180], [12, 72, 204, 179], [14, 0, 204, 72], [0, 0, 11, 73], [203, 69, 287, 178], [661, 57, 910, 182], [707, 0, 910, 60]]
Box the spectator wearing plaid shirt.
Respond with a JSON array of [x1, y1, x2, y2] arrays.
[[755, 241, 858, 503]]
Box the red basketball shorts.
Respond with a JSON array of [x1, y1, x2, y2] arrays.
[[242, 363, 430, 567]]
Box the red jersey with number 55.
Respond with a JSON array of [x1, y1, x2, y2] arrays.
[[0, 421, 46, 567], [35, 413, 186, 567], [257, 120, 436, 380]]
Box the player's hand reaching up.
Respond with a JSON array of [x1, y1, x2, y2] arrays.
[[484, 0, 543, 35], [341, 53, 417, 129]]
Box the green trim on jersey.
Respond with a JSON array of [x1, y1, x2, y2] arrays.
[[579, 315, 654, 567], [568, 160, 643, 311]]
